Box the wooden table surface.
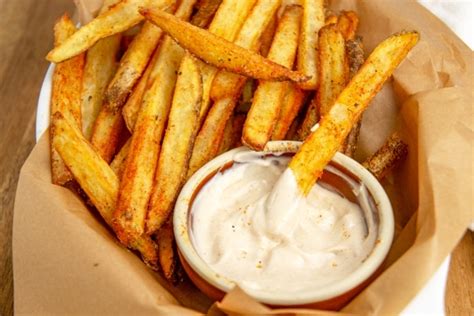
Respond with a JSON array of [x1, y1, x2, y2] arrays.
[[0, 1, 472, 315]]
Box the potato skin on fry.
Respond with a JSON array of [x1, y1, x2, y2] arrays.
[[147, 55, 202, 235], [50, 14, 85, 186], [156, 220, 176, 280], [90, 108, 126, 163], [52, 112, 158, 268], [290, 31, 419, 194], [140, 7, 309, 83]]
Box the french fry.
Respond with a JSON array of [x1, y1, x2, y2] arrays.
[[260, 13, 278, 57], [289, 31, 419, 194], [50, 14, 85, 186], [121, 0, 196, 131], [156, 220, 176, 280], [218, 114, 246, 154], [110, 139, 131, 180], [46, 0, 174, 63], [297, 0, 325, 90], [90, 109, 126, 163], [235, 79, 255, 114], [210, 0, 282, 101], [362, 132, 408, 180], [147, 56, 202, 235], [340, 36, 365, 157], [51, 112, 158, 267], [140, 7, 309, 83], [271, 84, 306, 140], [298, 25, 349, 140], [192, 0, 258, 124], [243, 5, 302, 150], [81, 0, 122, 139], [191, 0, 223, 28], [187, 97, 237, 177], [325, 14, 338, 26], [336, 11, 359, 41], [113, 29, 189, 246]]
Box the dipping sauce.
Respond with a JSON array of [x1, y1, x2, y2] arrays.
[[190, 152, 378, 296]]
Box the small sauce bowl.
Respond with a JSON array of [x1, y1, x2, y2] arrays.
[[174, 141, 394, 310]]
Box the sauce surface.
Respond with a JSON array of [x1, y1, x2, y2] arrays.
[[190, 152, 378, 296]]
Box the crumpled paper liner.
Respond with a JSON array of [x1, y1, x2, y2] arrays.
[[13, 0, 472, 315]]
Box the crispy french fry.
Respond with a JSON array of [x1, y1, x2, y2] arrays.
[[260, 13, 278, 57], [90, 109, 126, 163], [50, 14, 85, 186], [113, 29, 188, 245], [289, 31, 419, 194], [298, 25, 349, 140], [191, 0, 223, 28], [81, 0, 122, 139], [210, 0, 282, 101], [243, 5, 302, 150], [156, 220, 176, 280], [362, 132, 408, 180], [121, 0, 196, 131], [52, 112, 158, 267], [218, 114, 246, 154], [193, 0, 258, 124], [336, 10, 359, 41], [187, 97, 237, 177], [147, 56, 202, 234], [110, 138, 131, 180], [325, 14, 338, 26], [340, 36, 365, 157], [297, 0, 325, 90], [46, 0, 174, 63], [140, 7, 309, 83], [271, 84, 306, 140]]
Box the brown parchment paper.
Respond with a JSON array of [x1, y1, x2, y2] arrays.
[[13, 0, 473, 315]]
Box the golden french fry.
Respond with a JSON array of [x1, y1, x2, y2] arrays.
[[113, 32, 187, 245], [140, 7, 309, 83], [90, 109, 126, 163], [298, 25, 349, 140], [218, 114, 246, 154], [243, 5, 302, 150], [52, 112, 158, 267], [289, 31, 419, 194], [191, 0, 223, 28], [362, 132, 409, 180], [325, 14, 338, 26], [188, 97, 237, 177], [272, 84, 306, 140], [285, 114, 303, 140], [259, 13, 277, 57], [210, 0, 282, 101], [46, 0, 174, 63], [110, 138, 131, 180], [235, 79, 255, 113], [50, 14, 85, 186], [336, 10, 359, 41], [156, 220, 176, 280], [81, 0, 122, 139], [147, 56, 202, 234], [297, 0, 325, 90], [193, 0, 258, 124]]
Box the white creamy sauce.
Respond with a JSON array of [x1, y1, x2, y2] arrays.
[[190, 152, 377, 295]]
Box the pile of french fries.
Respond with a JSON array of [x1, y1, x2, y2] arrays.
[[48, 0, 417, 280]]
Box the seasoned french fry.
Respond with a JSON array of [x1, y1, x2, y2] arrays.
[[336, 10, 359, 41], [289, 31, 419, 194], [296, 97, 317, 140], [156, 220, 176, 280], [52, 112, 158, 267], [298, 25, 349, 140], [297, 0, 325, 90], [191, 0, 223, 28], [147, 56, 202, 234], [235, 79, 255, 114], [140, 7, 309, 83], [193, 0, 258, 124], [90, 109, 126, 163], [110, 139, 131, 180], [243, 5, 302, 150], [121, 0, 196, 131], [325, 14, 338, 26], [362, 132, 408, 180], [50, 14, 85, 186], [46, 0, 174, 63], [81, 0, 122, 139], [218, 114, 246, 154], [260, 13, 278, 57], [187, 97, 237, 177], [340, 36, 365, 157], [271, 84, 306, 140], [113, 30, 188, 245], [210, 0, 282, 101]]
